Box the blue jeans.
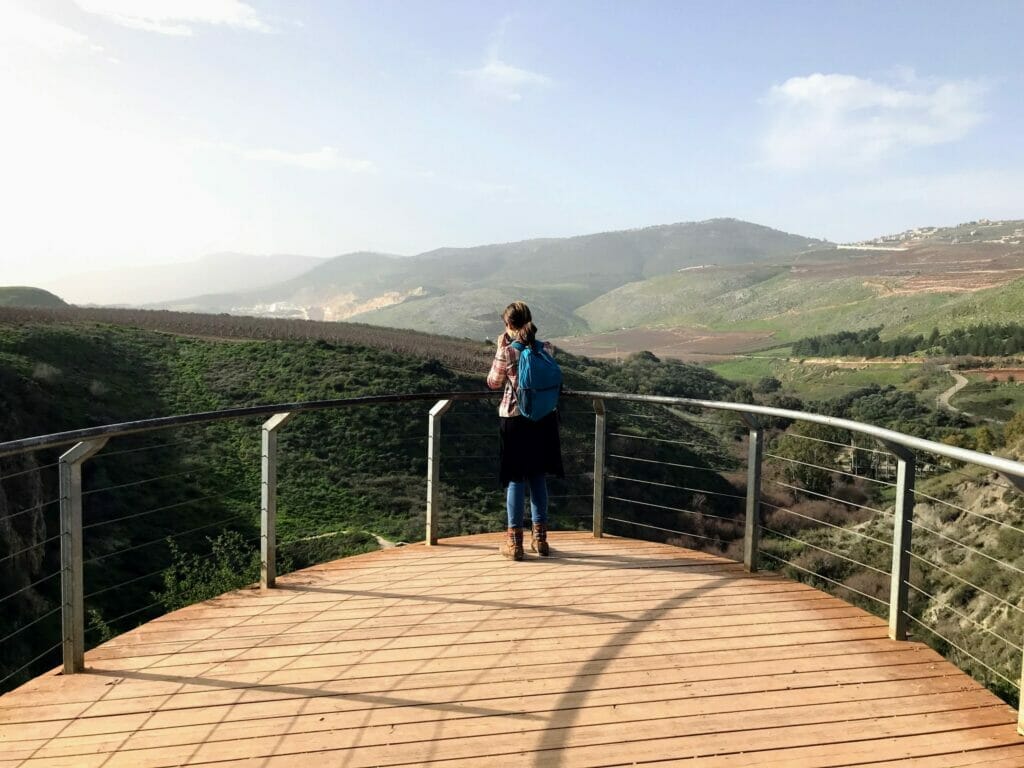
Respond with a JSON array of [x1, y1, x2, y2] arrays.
[[506, 473, 548, 528]]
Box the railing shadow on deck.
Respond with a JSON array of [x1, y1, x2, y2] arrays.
[[1, 388, 1023, 736]]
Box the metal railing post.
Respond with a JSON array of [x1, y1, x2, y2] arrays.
[[593, 399, 607, 538], [261, 413, 292, 590], [741, 415, 763, 572], [59, 438, 107, 674], [426, 400, 453, 545], [1019, 647, 1024, 735], [884, 443, 916, 641]]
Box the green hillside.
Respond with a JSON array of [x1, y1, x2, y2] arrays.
[[355, 284, 593, 339], [899, 277, 1024, 335], [2, 306, 1022, 707], [0, 287, 67, 308], [0, 307, 733, 692], [158, 219, 827, 338], [577, 266, 1024, 344]]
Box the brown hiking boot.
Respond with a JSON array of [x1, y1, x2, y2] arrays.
[[530, 523, 549, 556], [500, 527, 524, 560]]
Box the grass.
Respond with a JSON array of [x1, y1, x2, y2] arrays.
[[951, 378, 1024, 422], [707, 356, 949, 401], [577, 267, 1024, 347]]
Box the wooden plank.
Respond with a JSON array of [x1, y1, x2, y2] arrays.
[[7, 687, 1000, 763], [20, 703, 1012, 768], [1, 534, 1018, 768], [0, 637, 932, 722], [0, 652, 958, 741], [0, 626, 901, 716]]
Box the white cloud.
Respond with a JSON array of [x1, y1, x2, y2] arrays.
[[0, 6, 99, 54], [459, 17, 552, 102], [761, 72, 987, 170], [73, 0, 272, 36], [226, 144, 375, 173], [460, 58, 553, 101]]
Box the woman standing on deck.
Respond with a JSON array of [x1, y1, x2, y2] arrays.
[[486, 301, 565, 560]]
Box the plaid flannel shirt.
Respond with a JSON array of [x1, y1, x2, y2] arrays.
[[486, 337, 554, 418]]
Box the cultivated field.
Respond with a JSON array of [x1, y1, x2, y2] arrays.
[[554, 327, 776, 360]]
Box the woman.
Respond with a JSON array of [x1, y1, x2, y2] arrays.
[[486, 301, 564, 560]]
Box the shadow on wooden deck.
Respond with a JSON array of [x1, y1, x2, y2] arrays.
[[0, 532, 1021, 767]]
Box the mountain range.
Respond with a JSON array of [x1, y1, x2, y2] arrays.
[[43, 253, 326, 306], [18, 216, 1024, 354], [151, 219, 827, 339]]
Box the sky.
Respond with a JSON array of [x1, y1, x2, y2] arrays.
[[1, 0, 1023, 285]]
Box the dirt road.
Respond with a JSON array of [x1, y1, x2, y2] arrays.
[[937, 369, 969, 411]]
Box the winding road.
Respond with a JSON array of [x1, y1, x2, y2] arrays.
[[937, 369, 970, 412], [936, 368, 1001, 423]]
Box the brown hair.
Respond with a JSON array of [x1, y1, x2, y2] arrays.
[[502, 301, 537, 345]]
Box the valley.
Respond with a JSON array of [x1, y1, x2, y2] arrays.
[[0, 300, 1022, 711]]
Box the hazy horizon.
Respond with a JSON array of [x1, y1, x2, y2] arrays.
[[2, 0, 1023, 286]]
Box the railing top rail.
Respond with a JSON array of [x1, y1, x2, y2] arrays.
[[0, 391, 497, 458], [2, 388, 1023, 484], [574, 391, 1024, 482]]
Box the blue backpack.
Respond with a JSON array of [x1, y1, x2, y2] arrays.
[[510, 341, 563, 421]]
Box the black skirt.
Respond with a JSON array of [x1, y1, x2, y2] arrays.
[[498, 411, 565, 487]]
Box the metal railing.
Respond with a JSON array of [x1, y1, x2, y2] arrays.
[[1, 389, 1023, 733]]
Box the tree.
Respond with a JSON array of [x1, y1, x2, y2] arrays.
[[1006, 409, 1024, 448], [754, 376, 782, 394], [773, 423, 847, 496], [975, 426, 996, 454]]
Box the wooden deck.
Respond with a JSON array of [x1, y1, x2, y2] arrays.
[[1, 533, 1022, 767]]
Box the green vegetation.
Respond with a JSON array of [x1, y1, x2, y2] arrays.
[[0, 287, 67, 308], [580, 350, 730, 398], [0, 307, 732, 692], [575, 265, 1024, 349], [951, 378, 1024, 422], [793, 323, 1024, 358], [708, 357, 948, 402], [2, 304, 1022, 709]]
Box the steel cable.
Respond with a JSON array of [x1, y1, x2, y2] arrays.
[[0, 534, 62, 567], [928, 463, 1019, 494], [758, 501, 893, 547], [904, 581, 1023, 652], [903, 613, 1019, 691], [605, 517, 724, 543], [767, 479, 890, 516], [86, 534, 263, 600], [761, 525, 891, 576], [607, 496, 740, 525], [82, 469, 198, 497], [0, 462, 59, 482], [0, 642, 62, 689], [0, 571, 61, 607], [0, 606, 62, 646], [911, 520, 1024, 578], [764, 452, 897, 487], [908, 551, 1024, 617], [81, 492, 228, 531], [760, 551, 888, 606], [93, 439, 194, 459], [609, 432, 726, 451], [1, 498, 60, 525], [608, 454, 737, 474], [912, 489, 1024, 537], [607, 474, 747, 502], [89, 598, 168, 633], [84, 512, 251, 566], [784, 432, 889, 456]]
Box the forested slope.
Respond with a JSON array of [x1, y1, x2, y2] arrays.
[[0, 308, 733, 691]]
